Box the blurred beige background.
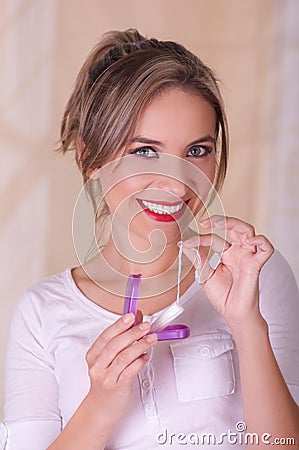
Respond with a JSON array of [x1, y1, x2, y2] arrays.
[[0, 0, 298, 418]]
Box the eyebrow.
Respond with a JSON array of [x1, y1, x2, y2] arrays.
[[129, 135, 216, 147]]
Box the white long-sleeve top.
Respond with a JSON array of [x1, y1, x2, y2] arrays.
[[1, 250, 299, 449]]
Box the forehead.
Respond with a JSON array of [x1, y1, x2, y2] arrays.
[[134, 88, 216, 141]]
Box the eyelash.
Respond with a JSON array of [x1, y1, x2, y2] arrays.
[[129, 145, 213, 158], [186, 145, 213, 158], [129, 146, 158, 158]]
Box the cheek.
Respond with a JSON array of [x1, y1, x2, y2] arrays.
[[207, 158, 217, 183], [191, 156, 217, 208], [104, 177, 147, 211], [194, 155, 217, 184]]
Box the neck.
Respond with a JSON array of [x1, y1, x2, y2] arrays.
[[81, 227, 196, 302], [101, 235, 180, 277]]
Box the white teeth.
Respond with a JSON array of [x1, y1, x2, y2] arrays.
[[141, 200, 184, 215]]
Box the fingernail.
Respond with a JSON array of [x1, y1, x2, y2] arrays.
[[145, 333, 157, 343], [199, 220, 211, 228], [199, 217, 210, 223], [182, 238, 199, 248], [123, 313, 135, 323], [209, 252, 221, 269], [214, 219, 225, 228], [139, 322, 151, 331]]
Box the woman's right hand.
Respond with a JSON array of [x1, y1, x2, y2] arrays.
[[85, 313, 157, 423]]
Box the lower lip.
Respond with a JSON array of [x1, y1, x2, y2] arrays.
[[138, 201, 187, 222]]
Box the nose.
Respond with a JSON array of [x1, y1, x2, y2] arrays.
[[151, 175, 188, 199]]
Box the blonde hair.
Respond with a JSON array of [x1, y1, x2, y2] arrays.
[[59, 28, 228, 222]]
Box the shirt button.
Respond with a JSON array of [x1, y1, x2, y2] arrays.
[[142, 379, 151, 390], [200, 345, 211, 356]]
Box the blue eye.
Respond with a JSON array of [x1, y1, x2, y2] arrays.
[[129, 146, 158, 158], [187, 145, 212, 158]]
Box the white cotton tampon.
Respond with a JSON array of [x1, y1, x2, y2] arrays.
[[151, 303, 184, 332], [151, 242, 221, 332], [151, 242, 185, 332]]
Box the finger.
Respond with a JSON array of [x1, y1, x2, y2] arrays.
[[86, 313, 136, 360], [246, 235, 275, 265], [181, 245, 199, 267], [118, 353, 151, 386], [200, 215, 255, 239], [94, 321, 152, 369], [199, 215, 226, 228], [182, 233, 230, 254], [109, 333, 158, 384]]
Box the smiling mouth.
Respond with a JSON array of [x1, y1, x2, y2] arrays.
[[137, 199, 188, 222], [140, 199, 184, 215]]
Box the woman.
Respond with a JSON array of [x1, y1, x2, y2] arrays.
[[1, 29, 298, 449]]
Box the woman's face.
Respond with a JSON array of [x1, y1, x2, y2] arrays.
[[101, 87, 217, 248]]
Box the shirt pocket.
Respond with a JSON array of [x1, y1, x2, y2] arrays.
[[170, 331, 235, 402]]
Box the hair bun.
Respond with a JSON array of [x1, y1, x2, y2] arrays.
[[88, 45, 124, 81], [88, 40, 149, 82]]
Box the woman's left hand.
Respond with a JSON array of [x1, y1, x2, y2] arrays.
[[181, 215, 274, 328]]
